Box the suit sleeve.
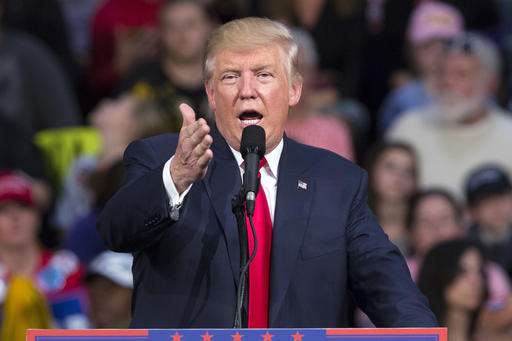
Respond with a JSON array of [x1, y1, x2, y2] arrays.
[[97, 139, 176, 252], [346, 170, 438, 327]]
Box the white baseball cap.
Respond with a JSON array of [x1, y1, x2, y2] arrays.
[[88, 251, 133, 288]]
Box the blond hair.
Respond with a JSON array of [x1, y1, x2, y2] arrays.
[[204, 17, 300, 83]]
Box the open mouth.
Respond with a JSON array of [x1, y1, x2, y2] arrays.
[[238, 110, 263, 127]]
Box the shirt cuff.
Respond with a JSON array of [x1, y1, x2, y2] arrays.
[[162, 156, 192, 220]]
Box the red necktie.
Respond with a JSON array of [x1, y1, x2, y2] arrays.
[[245, 158, 272, 328]]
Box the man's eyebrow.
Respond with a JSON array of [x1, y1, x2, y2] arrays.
[[252, 64, 274, 72], [219, 67, 240, 74], [217, 65, 275, 74]]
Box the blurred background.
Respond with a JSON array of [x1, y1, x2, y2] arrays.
[[1, 0, 512, 340]]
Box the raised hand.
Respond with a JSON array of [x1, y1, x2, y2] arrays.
[[170, 103, 213, 194]]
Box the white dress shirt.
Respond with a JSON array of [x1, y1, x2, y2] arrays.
[[162, 139, 283, 223]]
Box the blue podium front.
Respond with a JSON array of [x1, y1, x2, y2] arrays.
[[27, 328, 447, 341]]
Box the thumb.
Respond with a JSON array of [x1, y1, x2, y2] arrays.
[[179, 103, 196, 127]]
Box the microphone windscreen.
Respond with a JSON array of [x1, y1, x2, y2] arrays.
[[240, 125, 266, 158]]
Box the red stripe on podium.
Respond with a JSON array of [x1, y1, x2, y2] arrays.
[[326, 328, 447, 341], [26, 329, 149, 341]]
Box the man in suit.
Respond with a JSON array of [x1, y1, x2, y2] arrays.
[[98, 17, 437, 328]]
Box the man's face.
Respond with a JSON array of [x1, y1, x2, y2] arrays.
[[431, 52, 491, 123], [439, 53, 483, 98], [86, 276, 132, 328], [0, 202, 39, 249], [205, 45, 302, 152], [90, 95, 138, 142], [160, 3, 210, 62], [471, 193, 512, 236]]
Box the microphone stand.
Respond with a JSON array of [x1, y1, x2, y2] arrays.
[[232, 185, 259, 328], [232, 190, 248, 328], [232, 125, 265, 328]]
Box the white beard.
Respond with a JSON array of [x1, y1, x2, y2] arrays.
[[430, 91, 487, 125]]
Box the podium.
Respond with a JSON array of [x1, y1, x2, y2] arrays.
[[27, 328, 447, 341]]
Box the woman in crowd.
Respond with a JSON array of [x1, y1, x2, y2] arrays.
[[366, 141, 418, 253], [418, 239, 486, 341], [407, 188, 464, 269], [409, 191, 512, 336]]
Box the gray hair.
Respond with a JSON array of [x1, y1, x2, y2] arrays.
[[444, 32, 502, 78], [203, 17, 300, 83]]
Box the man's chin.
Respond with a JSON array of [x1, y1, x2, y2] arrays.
[[434, 102, 483, 125]]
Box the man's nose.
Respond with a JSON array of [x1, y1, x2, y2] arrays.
[[239, 75, 257, 99]]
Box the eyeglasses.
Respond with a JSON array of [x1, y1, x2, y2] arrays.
[[443, 35, 479, 54]]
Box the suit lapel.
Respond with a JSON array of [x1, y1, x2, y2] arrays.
[[269, 137, 314, 325], [202, 126, 242, 286]]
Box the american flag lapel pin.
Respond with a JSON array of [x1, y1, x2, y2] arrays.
[[297, 179, 308, 191]]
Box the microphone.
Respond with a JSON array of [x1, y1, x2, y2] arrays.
[[240, 125, 266, 216]]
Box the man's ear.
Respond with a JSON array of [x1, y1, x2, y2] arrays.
[[205, 80, 216, 111], [288, 77, 303, 107]]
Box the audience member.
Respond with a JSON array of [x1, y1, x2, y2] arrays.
[[87, 0, 164, 100], [54, 94, 177, 231], [418, 239, 486, 341], [378, 1, 463, 133], [119, 0, 214, 119], [0, 27, 81, 136], [365, 142, 417, 253], [0, 171, 88, 329], [356, 187, 512, 333], [466, 165, 512, 278], [86, 251, 133, 328], [64, 161, 123, 264], [388, 33, 512, 198], [0, 116, 52, 213], [407, 188, 512, 333], [407, 189, 464, 263], [285, 28, 354, 160], [1, 0, 79, 84], [267, 0, 365, 98]]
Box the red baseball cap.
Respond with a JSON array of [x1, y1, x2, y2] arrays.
[[0, 171, 35, 206]]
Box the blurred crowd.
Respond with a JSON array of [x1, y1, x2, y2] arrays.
[[1, 0, 512, 340]]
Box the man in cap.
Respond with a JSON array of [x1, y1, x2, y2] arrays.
[[86, 251, 133, 328], [388, 32, 512, 199], [379, 0, 464, 133], [0, 170, 87, 329], [466, 165, 512, 278]]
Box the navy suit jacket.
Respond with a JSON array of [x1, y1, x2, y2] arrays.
[[98, 127, 437, 328]]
